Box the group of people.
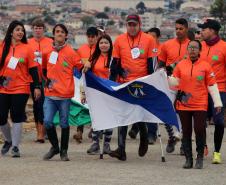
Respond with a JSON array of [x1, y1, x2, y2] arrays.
[[0, 14, 225, 170]]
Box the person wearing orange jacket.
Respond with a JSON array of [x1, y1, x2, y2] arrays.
[[28, 19, 53, 143], [81, 34, 114, 155], [198, 19, 226, 164], [42, 24, 84, 161], [172, 40, 222, 169], [107, 14, 157, 161], [158, 18, 191, 155], [0, 20, 41, 157], [128, 27, 162, 145], [73, 27, 98, 143]]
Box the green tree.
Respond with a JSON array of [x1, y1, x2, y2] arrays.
[[96, 12, 109, 19], [210, 0, 226, 39], [175, 0, 184, 10], [136, 1, 146, 14], [81, 16, 95, 28], [210, 0, 226, 21], [107, 19, 115, 26], [104, 6, 111, 13], [120, 12, 127, 19]]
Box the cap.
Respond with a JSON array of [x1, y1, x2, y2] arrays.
[[126, 14, 141, 24], [198, 19, 221, 32], [86, 26, 98, 36], [96, 25, 105, 33]]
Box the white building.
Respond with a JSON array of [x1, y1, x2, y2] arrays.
[[81, 0, 165, 11], [180, 1, 209, 11], [140, 12, 162, 31], [15, 0, 43, 5], [65, 20, 83, 30]]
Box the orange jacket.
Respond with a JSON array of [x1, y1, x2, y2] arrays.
[[113, 31, 156, 82], [92, 54, 110, 79], [173, 58, 216, 111], [200, 40, 226, 92], [43, 44, 83, 98], [77, 43, 95, 63], [159, 38, 190, 66], [0, 42, 38, 94], [28, 37, 53, 81]]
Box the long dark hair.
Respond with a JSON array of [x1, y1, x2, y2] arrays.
[[89, 34, 113, 70], [0, 20, 27, 69]]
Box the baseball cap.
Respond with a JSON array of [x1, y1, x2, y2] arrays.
[[198, 19, 221, 32], [126, 14, 141, 24]]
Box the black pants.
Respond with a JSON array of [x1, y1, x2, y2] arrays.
[[178, 110, 207, 139], [0, 93, 29, 125], [30, 82, 44, 123]]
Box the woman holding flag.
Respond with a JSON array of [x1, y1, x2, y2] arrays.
[[81, 34, 114, 155], [172, 40, 222, 169]]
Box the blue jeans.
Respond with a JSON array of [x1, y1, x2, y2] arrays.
[[43, 97, 71, 129]]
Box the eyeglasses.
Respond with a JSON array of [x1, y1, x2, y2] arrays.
[[187, 46, 200, 51]]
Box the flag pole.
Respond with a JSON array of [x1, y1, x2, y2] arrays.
[[157, 123, 166, 162]]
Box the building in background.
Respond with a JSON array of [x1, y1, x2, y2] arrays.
[[81, 0, 165, 11]]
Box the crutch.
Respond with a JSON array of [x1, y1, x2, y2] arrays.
[[157, 122, 166, 162], [100, 130, 105, 159]]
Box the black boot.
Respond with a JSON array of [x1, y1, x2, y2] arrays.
[[43, 127, 59, 160], [138, 122, 148, 157], [195, 137, 204, 169], [182, 138, 193, 169], [109, 127, 127, 161], [128, 123, 139, 139], [60, 127, 70, 161]]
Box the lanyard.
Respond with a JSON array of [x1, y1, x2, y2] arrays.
[[127, 32, 142, 49]]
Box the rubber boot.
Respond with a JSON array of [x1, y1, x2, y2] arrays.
[[60, 127, 70, 161], [182, 138, 193, 169], [138, 122, 148, 157], [195, 137, 204, 169], [43, 127, 59, 160]]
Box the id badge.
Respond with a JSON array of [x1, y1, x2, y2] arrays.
[[49, 51, 58, 64], [7, 57, 19, 70], [34, 51, 42, 64], [131, 47, 140, 59]]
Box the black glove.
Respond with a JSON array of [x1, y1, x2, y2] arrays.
[[45, 78, 52, 88], [0, 76, 6, 86]]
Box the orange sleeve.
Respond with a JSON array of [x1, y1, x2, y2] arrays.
[[77, 47, 82, 57], [27, 47, 38, 69], [205, 64, 216, 86], [147, 36, 157, 58], [72, 50, 83, 71], [173, 64, 181, 78], [112, 37, 120, 58], [158, 43, 167, 62]]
